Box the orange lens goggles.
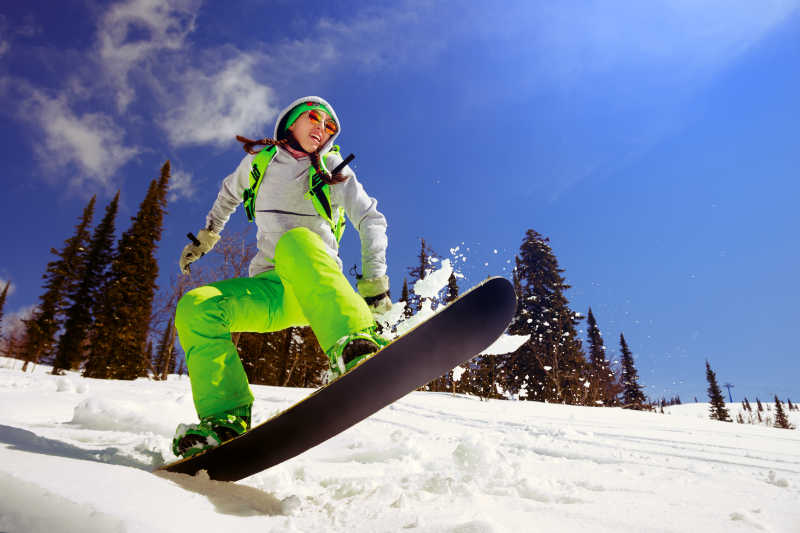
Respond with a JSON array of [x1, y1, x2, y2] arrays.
[[307, 109, 338, 135]]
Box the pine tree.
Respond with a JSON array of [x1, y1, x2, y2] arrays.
[[756, 397, 764, 412], [505, 230, 587, 403], [705, 360, 731, 422], [52, 193, 120, 374], [407, 238, 439, 313], [787, 398, 795, 411], [85, 163, 171, 379], [399, 279, 412, 318], [22, 197, 95, 368], [0, 281, 9, 358], [619, 333, 647, 409], [585, 308, 618, 406], [0, 281, 9, 328], [774, 396, 793, 429], [445, 272, 459, 304]]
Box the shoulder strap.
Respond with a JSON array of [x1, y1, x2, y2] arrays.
[[242, 145, 277, 222], [306, 150, 346, 243]]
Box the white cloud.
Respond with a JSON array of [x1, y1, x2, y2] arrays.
[[270, 4, 446, 74], [0, 41, 9, 57], [162, 55, 280, 146], [97, 0, 200, 111], [13, 0, 796, 196], [168, 168, 195, 202], [462, 1, 800, 89], [93, 0, 280, 145], [22, 89, 139, 191], [445, 0, 800, 202]]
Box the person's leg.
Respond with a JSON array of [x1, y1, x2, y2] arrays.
[[175, 227, 374, 419], [273, 227, 374, 353], [174, 271, 309, 419]]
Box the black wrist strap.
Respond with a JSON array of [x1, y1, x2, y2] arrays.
[[363, 291, 389, 306]]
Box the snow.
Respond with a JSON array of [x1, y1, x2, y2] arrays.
[[377, 264, 525, 352], [479, 334, 529, 356], [412, 258, 454, 300], [1, 357, 799, 533]]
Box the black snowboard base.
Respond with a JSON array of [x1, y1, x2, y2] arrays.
[[157, 276, 517, 482]]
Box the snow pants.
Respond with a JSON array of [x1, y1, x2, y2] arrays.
[[175, 227, 374, 418]]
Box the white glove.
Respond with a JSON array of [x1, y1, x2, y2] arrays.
[[179, 229, 220, 274], [357, 275, 392, 315]]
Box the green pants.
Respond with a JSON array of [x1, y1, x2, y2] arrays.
[[175, 227, 374, 418]]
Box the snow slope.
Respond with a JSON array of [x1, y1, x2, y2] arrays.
[[1, 357, 798, 533]]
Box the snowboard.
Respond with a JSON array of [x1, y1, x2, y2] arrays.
[[157, 276, 517, 482]]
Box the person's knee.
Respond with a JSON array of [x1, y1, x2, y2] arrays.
[[275, 227, 318, 258], [175, 285, 226, 335]]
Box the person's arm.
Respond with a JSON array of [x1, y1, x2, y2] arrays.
[[333, 156, 390, 312], [205, 153, 254, 232], [179, 154, 253, 274]]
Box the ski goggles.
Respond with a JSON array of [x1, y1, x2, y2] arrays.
[[284, 101, 338, 135], [307, 108, 338, 135]]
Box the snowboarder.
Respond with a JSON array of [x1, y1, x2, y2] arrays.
[[172, 96, 392, 458]]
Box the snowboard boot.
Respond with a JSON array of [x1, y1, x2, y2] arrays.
[[325, 326, 391, 381], [172, 405, 251, 458]]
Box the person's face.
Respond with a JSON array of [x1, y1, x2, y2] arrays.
[[288, 109, 336, 153]]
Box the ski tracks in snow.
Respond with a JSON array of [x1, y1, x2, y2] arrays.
[[2, 363, 799, 532]]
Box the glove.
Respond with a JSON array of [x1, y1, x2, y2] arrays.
[[179, 229, 220, 274], [357, 275, 392, 315]]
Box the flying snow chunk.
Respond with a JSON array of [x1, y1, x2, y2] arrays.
[[413, 259, 453, 299], [480, 334, 530, 356]]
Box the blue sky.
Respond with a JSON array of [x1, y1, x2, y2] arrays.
[[2, 0, 799, 403]]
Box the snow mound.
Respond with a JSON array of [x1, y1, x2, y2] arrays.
[[70, 396, 177, 436]]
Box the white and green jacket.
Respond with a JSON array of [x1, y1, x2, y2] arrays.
[[205, 96, 388, 280]]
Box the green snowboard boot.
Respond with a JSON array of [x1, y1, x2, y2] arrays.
[[172, 406, 251, 458], [326, 326, 391, 381]]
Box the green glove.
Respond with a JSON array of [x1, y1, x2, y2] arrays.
[[179, 229, 220, 274], [357, 275, 392, 315]]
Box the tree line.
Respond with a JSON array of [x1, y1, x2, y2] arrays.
[[9, 163, 786, 420], [412, 229, 648, 408], [1, 185, 651, 407], [704, 360, 795, 429], [0, 162, 173, 380]]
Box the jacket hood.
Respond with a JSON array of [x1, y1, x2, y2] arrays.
[[273, 95, 340, 155]]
